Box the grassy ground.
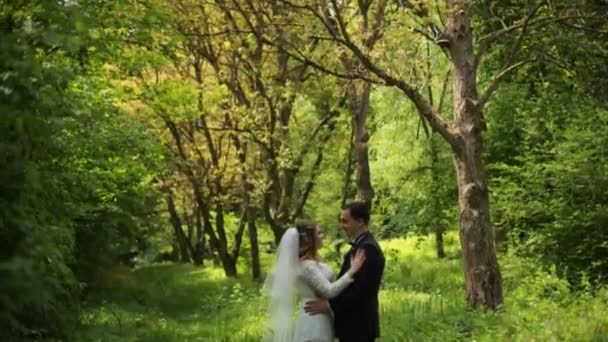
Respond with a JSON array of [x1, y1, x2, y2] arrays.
[[76, 233, 608, 341]]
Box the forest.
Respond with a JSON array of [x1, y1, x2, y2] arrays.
[[1, 0, 607, 341]]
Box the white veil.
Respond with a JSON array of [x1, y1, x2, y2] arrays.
[[261, 227, 300, 342]]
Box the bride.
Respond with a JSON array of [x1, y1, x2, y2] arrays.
[[262, 221, 365, 342]]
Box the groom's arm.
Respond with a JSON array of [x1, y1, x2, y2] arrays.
[[329, 243, 383, 312]]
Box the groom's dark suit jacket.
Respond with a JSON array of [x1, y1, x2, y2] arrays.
[[330, 232, 385, 342]]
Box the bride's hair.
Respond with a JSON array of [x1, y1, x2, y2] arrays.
[[296, 221, 320, 260]]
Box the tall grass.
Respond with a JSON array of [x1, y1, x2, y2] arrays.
[[77, 233, 608, 341]]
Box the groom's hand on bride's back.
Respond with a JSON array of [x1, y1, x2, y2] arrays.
[[304, 298, 330, 315]]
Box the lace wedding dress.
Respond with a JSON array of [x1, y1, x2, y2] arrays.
[[293, 260, 354, 342], [262, 228, 354, 342]]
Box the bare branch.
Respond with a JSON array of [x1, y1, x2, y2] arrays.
[[476, 58, 534, 111], [293, 147, 324, 220], [366, 0, 389, 48], [434, 0, 446, 27], [179, 29, 254, 38], [437, 69, 450, 113], [294, 95, 344, 165], [477, 12, 608, 56], [260, 37, 382, 83], [396, 0, 445, 47], [290, 1, 455, 145], [321, 11, 457, 145], [476, 1, 545, 66], [558, 21, 608, 35]]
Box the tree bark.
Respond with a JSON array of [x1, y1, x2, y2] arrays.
[[165, 190, 191, 263], [192, 204, 205, 265], [338, 0, 388, 210], [348, 80, 374, 209], [233, 136, 260, 280], [435, 229, 446, 259], [429, 136, 446, 259], [341, 125, 355, 209], [200, 202, 237, 277], [453, 149, 502, 307], [447, 0, 502, 308], [182, 196, 194, 246], [248, 209, 261, 280]]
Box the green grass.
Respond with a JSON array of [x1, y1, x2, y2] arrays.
[[77, 265, 266, 341], [76, 233, 608, 341]]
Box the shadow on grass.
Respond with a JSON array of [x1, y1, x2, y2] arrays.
[[77, 263, 266, 341]]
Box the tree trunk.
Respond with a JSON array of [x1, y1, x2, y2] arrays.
[[192, 205, 204, 265], [435, 230, 445, 259], [447, 0, 502, 308], [350, 81, 374, 209], [165, 191, 191, 263], [341, 125, 355, 209], [429, 136, 446, 259], [338, 0, 387, 210], [232, 137, 261, 280], [453, 148, 502, 308], [221, 256, 237, 277], [248, 209, 261, 280], [201, 204, 238, 277], [214, 201, 238, 277], [340, 62, 374, 210]]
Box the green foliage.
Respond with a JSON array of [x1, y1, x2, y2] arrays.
[[486, 66, 608, 285], [66, 78, 165, 283], [1, 1, 89, 337], [476, 5, 608, 285], [0, 1, 165, 338], [368, 87, 458, 238]]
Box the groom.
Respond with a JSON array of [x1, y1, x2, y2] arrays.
[[305, 201, 385, 342]]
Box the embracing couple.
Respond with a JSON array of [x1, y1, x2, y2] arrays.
[[262, 202, 386, 342]]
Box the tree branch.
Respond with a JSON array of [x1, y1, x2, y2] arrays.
[[477, 12, 607, 57], [367, 0, 389, 48], [260, 36, 383, 84], [476, 58, 534, 111], [476, 0, 545, 67], [293, 147, 324, 220], [317, 1, 458, 146]]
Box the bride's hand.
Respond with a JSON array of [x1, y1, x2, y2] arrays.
[[347, 249, 366, 277]]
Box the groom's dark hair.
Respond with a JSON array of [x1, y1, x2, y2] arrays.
[[343, 201, 370, 225]]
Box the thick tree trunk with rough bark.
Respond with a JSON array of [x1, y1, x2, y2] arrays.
[[453, 149, 502, 307], [447, 0, 502, 308]]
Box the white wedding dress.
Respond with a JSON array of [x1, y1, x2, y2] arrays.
[[262, 228, 353, 342], [293, 260, 354, 342]]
